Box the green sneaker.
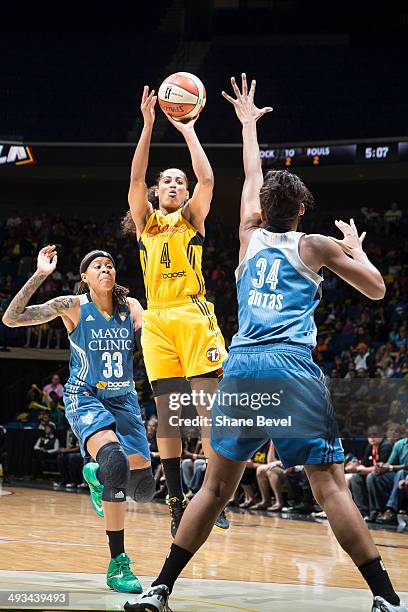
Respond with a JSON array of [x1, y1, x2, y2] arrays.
[[82, 462, 104, 518], [106, 553, 143, 594]]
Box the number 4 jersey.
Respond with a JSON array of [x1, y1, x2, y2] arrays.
[[230, 229, 323, 350], [139, 208, 206, 308], [66, 293, 135, 397]]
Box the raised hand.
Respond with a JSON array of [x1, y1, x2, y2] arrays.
[[141, 86, 157, 128], [222, 73, 273, 124], [165, 112, 199, 133], [36, 245, 58, 276], [329, 219, 367, 258]]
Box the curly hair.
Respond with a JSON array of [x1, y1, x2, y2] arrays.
[[121, 185, 159, 236], [260, 170, 315, 232], [121, 210, 136, 236]]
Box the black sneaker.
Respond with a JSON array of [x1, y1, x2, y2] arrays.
[[167, 496, 187, 538], [364, 510, 380, 523], [124, 585, 172, 611], [214, 509, 230, 531], [376, 509, 398, 526]]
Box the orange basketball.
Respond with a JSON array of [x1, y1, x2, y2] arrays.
[[158, 72, 206, 122]]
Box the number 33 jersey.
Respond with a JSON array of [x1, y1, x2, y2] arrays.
[[231, 229, 323, 350], [67, 293, 135, 398], [139, 208, 206, 308]]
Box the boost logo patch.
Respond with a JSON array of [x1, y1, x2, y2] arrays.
[[96, 381, 108, 390]]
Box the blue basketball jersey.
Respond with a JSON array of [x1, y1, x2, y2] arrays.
[[67, 294, 135, 397], [230, 229, 323, 349]]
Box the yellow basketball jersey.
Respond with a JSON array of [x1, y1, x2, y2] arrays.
[[139, 208, 206, 308]]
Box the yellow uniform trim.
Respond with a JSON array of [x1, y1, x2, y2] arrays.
[[139, 208, 206, 309]]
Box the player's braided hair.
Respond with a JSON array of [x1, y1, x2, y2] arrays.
[[260, 170, 314, 232], [76, 280, 129, 306], [76, 279, 129, 306]]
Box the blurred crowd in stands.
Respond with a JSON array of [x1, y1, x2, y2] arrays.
[[1, 203, 407, 366], [0, 203, 407, 527]]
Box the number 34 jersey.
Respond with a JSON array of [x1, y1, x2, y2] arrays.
[[139, 208, 206, 308], [231, 229, 323, 350], [66, 293, 135, 398]]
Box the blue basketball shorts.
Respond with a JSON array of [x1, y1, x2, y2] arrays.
[[64, 383, 150, 460], [210, 343, 344, 468]]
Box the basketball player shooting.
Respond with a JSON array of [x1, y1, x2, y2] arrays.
[[124, 84, 228, 536], [124, 75, 406, 612]]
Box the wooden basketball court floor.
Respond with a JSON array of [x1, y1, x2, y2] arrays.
[[1, 485, 407, 611]]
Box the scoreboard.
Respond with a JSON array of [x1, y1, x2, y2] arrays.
[[260, 141, 407, 167], [1, 140, 408, 171]]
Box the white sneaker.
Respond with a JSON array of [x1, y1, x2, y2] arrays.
[[125, 585, 172, 611], [372, 596, 408, 611]]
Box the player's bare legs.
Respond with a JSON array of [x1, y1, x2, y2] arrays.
[[125, 456, 403, 612], [154, 376, 229, 535], [101, 454, 150, 530], [128, 454, 151, 470], [305, 463, 379, 564], [124, 451, 246, 610], [305, 463, 402, 606], [173, 449, 244, 551], [85, 430, 150, 593], [86, 427, 128, 528], [87, 429, 119, 459], [103, 502, 126, 530], [189, 376, 218, 457], [154, 390, 187, 536], [154, 377, 217, 458], [154, 393, 183, 460]]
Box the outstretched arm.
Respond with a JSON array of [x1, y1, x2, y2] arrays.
[[222, 74, 273, 262], [165, 114, 214, 235], [2, 246, 78, 328], [300, 220, 386, 300], [128, 86, 156, 238]]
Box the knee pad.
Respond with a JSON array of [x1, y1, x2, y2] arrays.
[[96, 442, 130, 502], [128, 467, 155, 503]]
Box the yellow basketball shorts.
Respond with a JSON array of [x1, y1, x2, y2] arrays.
[[141, 298, 227, 382]]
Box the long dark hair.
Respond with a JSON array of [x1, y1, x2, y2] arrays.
[[121, 185, 159, 236], [77, 251, 129, 306]]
